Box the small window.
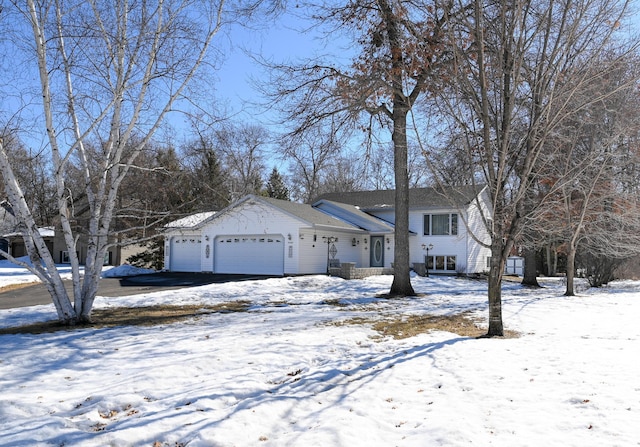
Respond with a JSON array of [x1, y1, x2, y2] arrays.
[[423, 213, 459, 236], [447, 255, 456, 271], [427, 255, 457, 271], [425, 255, 434, 270]]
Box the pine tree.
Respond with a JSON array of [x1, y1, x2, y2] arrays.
[[265, 167, 290, 200]]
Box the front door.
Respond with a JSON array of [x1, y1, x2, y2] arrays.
[[370, 236, 384, 267]]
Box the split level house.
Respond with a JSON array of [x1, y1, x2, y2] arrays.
[[163, 185, 493, 276]]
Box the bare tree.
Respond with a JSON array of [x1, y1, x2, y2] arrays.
[[279, 122, 343, 203], [215, 123, 268, 200], [319, 152, 368, 194], [0, 132, 56, 226], [266, 0, 453, 296], [527, 52, 640, 295], [366, 142, 431, 190], [0, 0, 230, 324], [434, 0, 634, 335]]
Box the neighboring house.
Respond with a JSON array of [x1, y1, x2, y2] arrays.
[[0, 202, 121, 265], [164, 185, 493, 276], [1, 227, 55, 260], [0, 225, 122, 265], [51, 226, 122, 265]]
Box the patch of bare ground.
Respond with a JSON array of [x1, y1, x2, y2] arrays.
[[0, 301, 252, 335], [335, 312, 520, 339], [0, 282, 39, 293]]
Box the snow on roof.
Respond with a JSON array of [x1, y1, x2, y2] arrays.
[[164, 211, 216, 229], [1, 226, 55, 238]]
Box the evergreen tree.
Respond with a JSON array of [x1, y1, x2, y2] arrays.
[[265, 167, 290, 200]]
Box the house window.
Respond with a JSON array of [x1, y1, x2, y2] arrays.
[[423, 214, 458, 236], [425, 255, 457, 272], [426, 255, 434, 270], [447, 255, 456, 271]]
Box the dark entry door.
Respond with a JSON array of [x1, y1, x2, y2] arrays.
[[370, 236, 384, 267]]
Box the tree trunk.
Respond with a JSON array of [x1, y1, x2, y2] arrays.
[[0, 140, 77, 323], [521, 247, 541, 287], [565, 243, 576, 296], [546, 243, 558, 276], [382, 0, 415, 297], [13, 0, 224, 324], [389, 108, 415, 297], [487, 241, 505, 336]]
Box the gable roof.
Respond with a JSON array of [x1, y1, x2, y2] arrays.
[[254, 196, 361, 231], [313, 199, 395, 232], [187, 195, 363, 232], [313, 185, 486, 210]]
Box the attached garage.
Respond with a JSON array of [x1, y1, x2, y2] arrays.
[[214, 235, 284, 275], [169, 235, 202, 272], [164, 195, 375, 275]]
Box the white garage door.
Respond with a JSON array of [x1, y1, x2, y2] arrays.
[[214, 235, 284, 275], [170, 236, 202, 272]]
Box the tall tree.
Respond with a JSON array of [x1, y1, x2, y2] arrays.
[[280, 123, 342, 203], [267, 0, 453, 296], [435, 0, 634, 335], [182, 133, 231, 211], [0, 0, 235, 324], [265, 167, 290, 200], [215, 123, 268, 200]]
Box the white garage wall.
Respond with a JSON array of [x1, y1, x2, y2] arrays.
[[200, 201, 306, 274], [297, 230, 366, 273]]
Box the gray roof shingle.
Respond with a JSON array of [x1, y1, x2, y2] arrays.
[[248, 196, 360, 230], [313, 185, 485, 210]]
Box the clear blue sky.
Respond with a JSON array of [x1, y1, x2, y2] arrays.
[[212, 11, 351, 126]]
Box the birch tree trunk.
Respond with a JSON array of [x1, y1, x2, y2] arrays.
[[1, 0, 227, 324]]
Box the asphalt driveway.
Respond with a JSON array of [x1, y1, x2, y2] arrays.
[[0, 272, 275, 309]]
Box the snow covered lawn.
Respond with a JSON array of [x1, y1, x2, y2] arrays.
[[0, 270, 639, 446]]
